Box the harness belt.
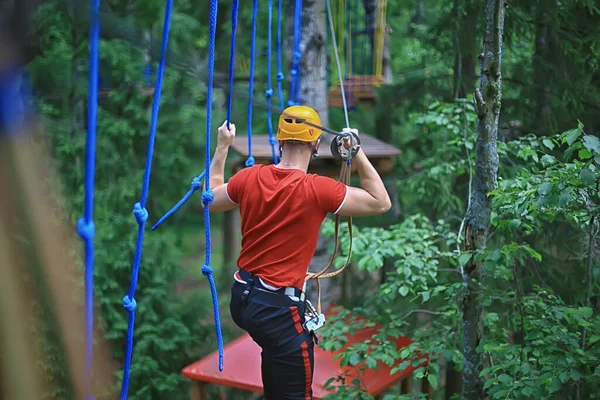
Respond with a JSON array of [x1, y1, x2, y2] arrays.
[[235, 269, 306, 302]]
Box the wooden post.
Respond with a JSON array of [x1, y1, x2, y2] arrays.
[[190, 381, 208, 400], [401, 376, 412, 394], [421, 375, 433, 399]]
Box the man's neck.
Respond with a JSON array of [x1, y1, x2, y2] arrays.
[[276, 154, 309, 173]]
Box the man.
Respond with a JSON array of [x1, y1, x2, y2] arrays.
[[208, 105, 391, 399]]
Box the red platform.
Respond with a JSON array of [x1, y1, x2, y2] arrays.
[[182, 312, 415, 398]]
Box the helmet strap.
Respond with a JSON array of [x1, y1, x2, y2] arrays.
[[307, 142, 319, 159]]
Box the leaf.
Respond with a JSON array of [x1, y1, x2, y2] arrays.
[[366, 356, 377, 369], [348, 352, 362, 366], [522, 387, 533, 397], [399, 286, 409, 297], [579, 148, 593, 160], [422, 291, 430, 301], [589, 335, 600, 346], [550, 377, 562, 393], [538, 182, 553, 197], [541, 154, 556, 165], [427, 374, 439, 389], [580, 168, 596, 186], [562, 128, 582, 146], [570, 369, 582, 382], [583, 135, 600, 154], [578, 307, 594, 318], [498, 374, 512, 384], [542, 138, 555, 150], [458, 252, 472, 266]]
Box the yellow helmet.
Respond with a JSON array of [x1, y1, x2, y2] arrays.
[[276, 105, 322, 142]]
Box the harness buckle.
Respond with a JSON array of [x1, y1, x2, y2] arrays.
[[304, 313, 326, 333], [240, 276, 254, 302]]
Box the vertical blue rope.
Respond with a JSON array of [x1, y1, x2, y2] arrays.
[[266, 0, 278, 164], [276, 0, 285, 111], [246, 0, 258, 168], [120, 1, 172, 398], [203, 0, 224, 373], [78, 1, 100, 399], [226, 0, 239, 128], [288, 0, 302, 106]]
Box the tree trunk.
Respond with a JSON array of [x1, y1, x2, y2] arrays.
[[285, 0, 329, 130], [286, 0, 333, 310], [461, 0, 505, 399]]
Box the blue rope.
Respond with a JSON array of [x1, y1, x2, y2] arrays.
[[246, 0, 258, 168], [226, 0, 239, 128], [204, 0, 224, 372], [151, 171, 206, 230], [120, 1, 172, 398], [77, 2, 100, 399], [266, 0, 278, 164], [288, 0, 303, 106], [276, 0, 285, 111]]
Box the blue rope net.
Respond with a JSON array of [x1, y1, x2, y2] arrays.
[[120, 1, 173, 398], [78, 1, 100, 398]]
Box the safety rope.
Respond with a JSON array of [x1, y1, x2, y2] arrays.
[[288, 0, 303, 106], [276, 0, 285, 111], [78, 1, 100, 398], [120, 2, 172, 398], [265, 0, 278, 163], [246, 0, 258, 168], [326, 0, 350, 129], [202, 0, 225, 372]]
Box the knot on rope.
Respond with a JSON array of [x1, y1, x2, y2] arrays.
[[132, 202, 148, 225], [245, 156, 256, 167], [265, 89, 274, 98], [201, 265, 214, 276], [202, 189, 214, 205], [290, 68, 297, 77], [276, 72, 284, 81], [269, 137, 278, 146], [294, 50, 301, 59], [123, 295, 137, 312], [77, 217, 96, 240], [191, 176, 203, 190]]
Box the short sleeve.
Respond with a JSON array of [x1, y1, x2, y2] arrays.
[[226, 168, 250, 204], [312, 176, 348, 214]]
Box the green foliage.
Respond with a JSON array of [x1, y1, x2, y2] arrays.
[[321, 108, 599, 398]]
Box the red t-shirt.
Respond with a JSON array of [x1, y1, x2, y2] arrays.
[[226, 164, 348, 290]]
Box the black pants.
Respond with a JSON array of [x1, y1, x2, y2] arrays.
[[230, 270, 315, 400]]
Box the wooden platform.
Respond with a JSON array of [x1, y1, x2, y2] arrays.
[[229, 134, 401, 177], [328, 75, 385, 108], [183, 307, 431, 399]]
